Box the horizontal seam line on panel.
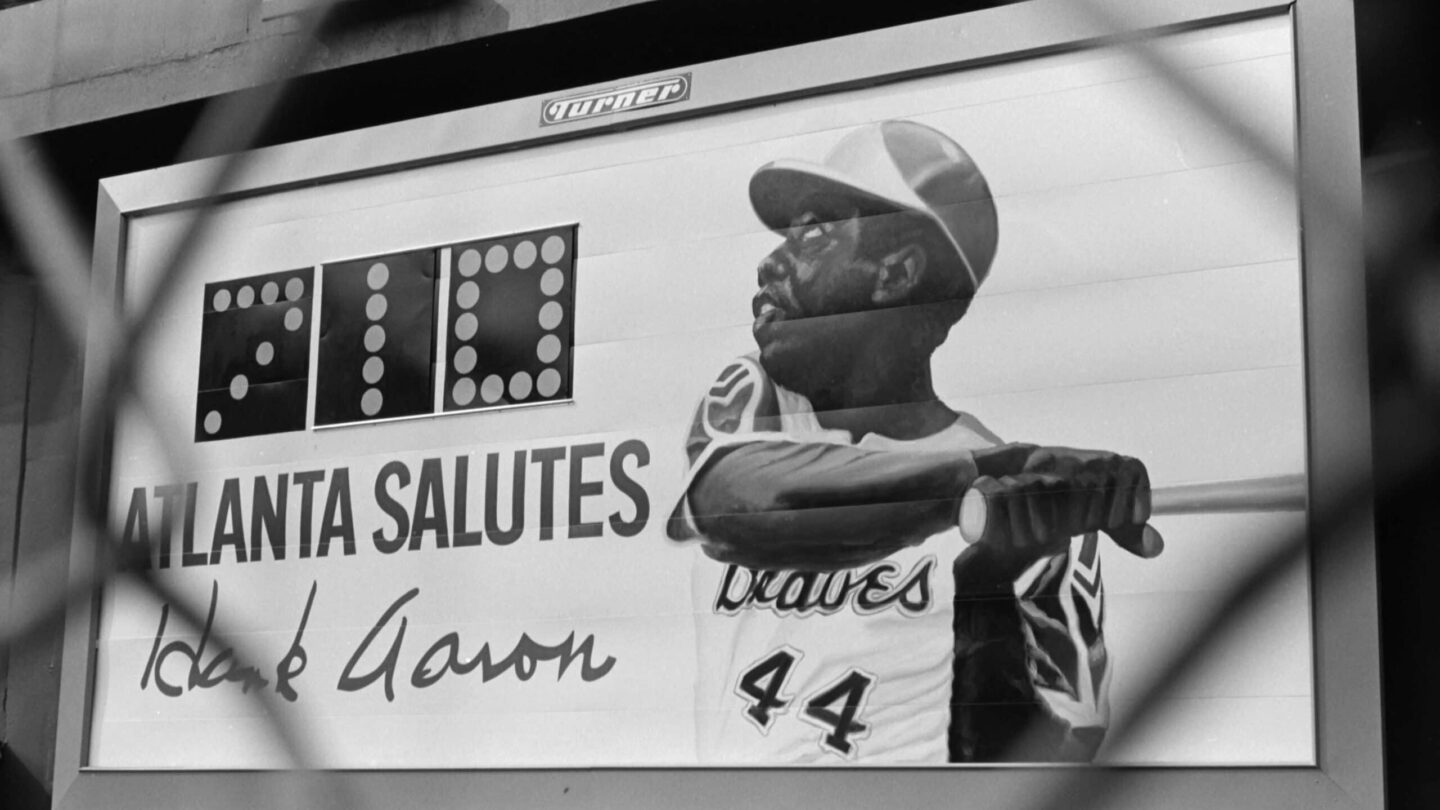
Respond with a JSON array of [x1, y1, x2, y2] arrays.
[[119, 366, 1303, 472], [208, 44, 1296, 236], [571, 263, 1302, 351], [977, 256, 1298, 300], [230, 149, 1287, 258], [949, 361, 1303, 400], [458, 49, 1299, 211], [568, 157, 1294, 267]]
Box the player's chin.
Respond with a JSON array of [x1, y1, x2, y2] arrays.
[[759, 319, 852, 386], [756, 336, 812, 390]]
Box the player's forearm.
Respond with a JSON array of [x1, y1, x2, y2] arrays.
[[951, 542, 1109, 761], [951, 552, 1102, 761], [949, 580, 1042, 762], [688, 440, 970, 564], [950, 609, 1102, 762], [953, 540, 1033, 594]]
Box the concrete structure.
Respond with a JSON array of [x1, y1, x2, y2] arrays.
[[1, 0, 656, 139]]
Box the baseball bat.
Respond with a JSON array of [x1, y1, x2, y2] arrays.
[[958, 473, 1306, 551]]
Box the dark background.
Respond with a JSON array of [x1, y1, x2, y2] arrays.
[[2, 0, 1435, 805]]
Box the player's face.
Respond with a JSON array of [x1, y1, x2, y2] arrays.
[[752, 200, 886, 386]]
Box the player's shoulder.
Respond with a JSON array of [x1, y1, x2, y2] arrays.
[[691, 353, 781, 437], [706, 353, 772, 392], [949, 410, 1005, 447]]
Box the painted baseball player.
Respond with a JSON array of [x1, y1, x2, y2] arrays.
[[667, 120, 1162, 764]]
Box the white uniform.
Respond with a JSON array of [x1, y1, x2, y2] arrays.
[[669, 355, 1110, 764]]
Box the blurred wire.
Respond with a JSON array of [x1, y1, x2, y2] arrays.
[[0, 1, 469, 807], [0, 0, 1425, 807], [998, 3, 1432, 808]]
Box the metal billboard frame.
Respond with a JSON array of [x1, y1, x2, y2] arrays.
[[54, 1, 1377, 807]]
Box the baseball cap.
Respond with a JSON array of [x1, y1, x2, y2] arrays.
[[749, 120, 999, 293]]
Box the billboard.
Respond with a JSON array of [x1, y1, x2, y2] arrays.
[[59, 1, 1379, 805], [88, 12, 1310, 768]]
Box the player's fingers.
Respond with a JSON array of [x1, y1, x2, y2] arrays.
[[1132, 458, 1153, 524], [971, 443, 1038, 479], [1071, 462, 1107, 535], [1113, 455, 1151, 528], [1030, 473, 1071, 550], [987, 473, 1068, 555], [1020, 446, 1077, 477], [1106, 522, 1165, 559], [1017, 475, 1049, 549], [1104, 456, 1142, 531], [966, 474, 1086, 556], [994, 475, 1034, 554], [1021, 447, 1056, 474]]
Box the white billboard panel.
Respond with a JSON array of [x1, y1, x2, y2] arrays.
[[87, 12, 1313, 770]]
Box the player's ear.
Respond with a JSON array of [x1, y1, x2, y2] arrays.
[[872, 243, 926, 305]]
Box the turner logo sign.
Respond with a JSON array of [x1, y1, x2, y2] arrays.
[[540, 74, 691, 126]]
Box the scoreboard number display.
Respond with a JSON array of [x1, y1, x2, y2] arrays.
[[195, 225, 578, 437]]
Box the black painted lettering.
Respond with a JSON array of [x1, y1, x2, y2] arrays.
[[153, 484, 184, 569], [608, 439, 650, 537], [484, 451, 526, 546], [372, 461, 411, 553], [319, 468, 355, 556], [140, 602, 170, 694], [250, 474, 288, 562], [209, 478, 248, 565], [121, 486, 151, 569], [775, 571, 817, 612], [854, 567, 891, 612], [714, 565, 751, 612], [531, 446, 566, 541], [181, 482, 206, 567], [151, 581, 269, 696], [568, 442, 605, 538], [337, 587, 418, 702], [896, 560, 933, 614], [275, 581, 316, 702], [293, 469, 326, 559], [410, 458, 448, 550], [452, 455, 482, 547], [412, 632, 470, 689]]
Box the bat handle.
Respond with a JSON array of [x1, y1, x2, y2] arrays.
[[957, 486, 994, 545], [957, 481, 1164, 558]]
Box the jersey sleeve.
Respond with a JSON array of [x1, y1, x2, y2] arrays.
[[950, 532, 1112, 762], [1014, 531, 1111, 746], [666, 356, 791, 541]]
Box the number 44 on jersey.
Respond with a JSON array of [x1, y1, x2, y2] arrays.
[[735, 646, 878, 758]]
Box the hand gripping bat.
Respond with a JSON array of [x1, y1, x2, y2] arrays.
[[957, 473, 1307, 555]]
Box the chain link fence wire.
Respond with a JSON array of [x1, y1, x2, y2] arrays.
[[0, 4, 433, 808], [1, 0, 1429, 807]]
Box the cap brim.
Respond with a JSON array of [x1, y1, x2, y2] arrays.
[[749, 159, 977, 291], [749, 159, 924, 233]]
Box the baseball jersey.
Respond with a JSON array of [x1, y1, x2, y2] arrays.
[[668, 354, 1111, 764]]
